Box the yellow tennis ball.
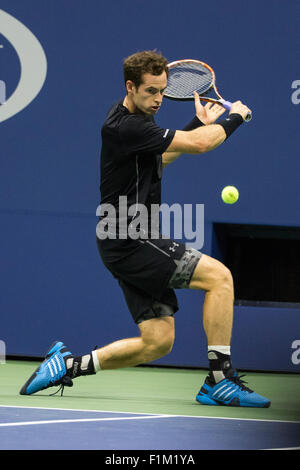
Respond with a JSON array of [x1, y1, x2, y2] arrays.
[[221, 186, 239, 204]]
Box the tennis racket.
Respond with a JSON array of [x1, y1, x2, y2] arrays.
[[164, 59, 252, 122]]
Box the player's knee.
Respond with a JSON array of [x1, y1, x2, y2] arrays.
[[143, 329, 174, 361], [210, 260, 233, 291], [157, 332, 174, 356], [154, 331, 174, 358], [190, 255, 234, 295], [139, 316, 175, 362], [223, 265, 233, 288], [215, 264, 234, 297], [198, 260, 233, 295]]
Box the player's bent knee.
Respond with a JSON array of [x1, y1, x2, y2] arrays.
[[190, 254, 234, 293], [147, 338, 174, 361], [148, 331, 174, 359], [139, 319, 175, 361], [220, 265, 233, 288], [210, 264, 233, 294], [158, 333, 174, 356]]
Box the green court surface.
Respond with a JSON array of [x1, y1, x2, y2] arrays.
[[1, 360, 300, 422]]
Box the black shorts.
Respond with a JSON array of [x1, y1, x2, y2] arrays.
[[96, 235, 201, 324]]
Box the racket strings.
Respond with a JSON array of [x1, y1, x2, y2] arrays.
[[165, 63, 213, 99]]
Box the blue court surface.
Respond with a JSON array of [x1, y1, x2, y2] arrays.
[[0, 405, 299, 450]]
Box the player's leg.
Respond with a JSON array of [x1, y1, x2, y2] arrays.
[[191, 255, 270, 407], [20, 316, 175, 395], [19, 239, 179, 395], [88, 279, 176, 370], [189, 253, 234, 348], [60, 299, 175, 377], [93, 316, 175, 370], [168, 248, 270, 407], [169, 250, 234, 383], [188, 253, 235, 383]]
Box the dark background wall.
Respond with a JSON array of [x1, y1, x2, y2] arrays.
[[0, 0, 299, 371]]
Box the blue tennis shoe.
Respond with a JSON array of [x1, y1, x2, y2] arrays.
[[20, 341, 73, 396], [196, 370, 271, 408]]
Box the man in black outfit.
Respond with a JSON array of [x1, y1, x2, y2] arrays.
[[20, 51, 270, 407]]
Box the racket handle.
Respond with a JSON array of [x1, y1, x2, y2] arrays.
[[220, 99, 252, 122], [220, 99, 233, 111]]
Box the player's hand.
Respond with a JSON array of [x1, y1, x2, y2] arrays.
[[229, 101, 252, 121], [193, 91, 226, 125]]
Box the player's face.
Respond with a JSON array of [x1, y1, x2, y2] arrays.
[[130, 72, 168, 115]]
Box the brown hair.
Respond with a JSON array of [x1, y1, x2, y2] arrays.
[[123, 50, 169, 89]]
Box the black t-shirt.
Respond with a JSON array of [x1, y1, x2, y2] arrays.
[[99, 101, 175, 236]]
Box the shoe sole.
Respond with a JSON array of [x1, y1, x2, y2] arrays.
[[196, 393, 271, 408]]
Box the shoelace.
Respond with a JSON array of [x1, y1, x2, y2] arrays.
[[228, 374, 253, 393], [49, 384, 65, 397], [49, 375, 73, 397]]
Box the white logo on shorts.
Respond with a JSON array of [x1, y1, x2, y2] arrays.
[[169, 242, 179, 252]]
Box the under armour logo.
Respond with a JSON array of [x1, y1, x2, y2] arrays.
[[169, 242, 179, 252]]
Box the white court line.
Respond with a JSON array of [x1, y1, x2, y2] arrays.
[[0, 414, 175, 428], [264, 447, 300, 450], [0, 405, 299, 424], [0, 404, 164, 417]]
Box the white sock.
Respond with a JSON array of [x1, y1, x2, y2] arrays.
[[208, 345, 231, 356], [92, 350, 101, 373]]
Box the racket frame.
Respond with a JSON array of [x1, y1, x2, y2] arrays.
[[165, 59, 251, 121], [165, 59, 222, 103]]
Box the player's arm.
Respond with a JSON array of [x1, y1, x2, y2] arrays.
[[162, 124, 223, 167], [164, 124, 226, 155], [162, 120, 225, 166], [162, 96, 226, 167], [162, 96, 250, 166]]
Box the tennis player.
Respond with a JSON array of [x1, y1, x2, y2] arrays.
[[20, 51, 270, 407]]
